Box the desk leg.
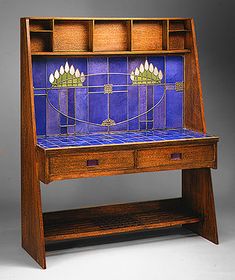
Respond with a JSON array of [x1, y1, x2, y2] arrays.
[[182, 168, 218, 244], [21, 175, 46, 269]]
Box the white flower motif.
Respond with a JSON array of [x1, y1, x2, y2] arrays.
[[70, 65, 75, 75], [149, 63, 154, 73], [139, 64, 144, 73], [130, 71, 135, 81], [80, 72, 85, 82], [135, 67, 139, 76], [65, 61, 69, 73], [144, 60, 149, 71], [153, 67, 158, 76], [49, 73, 54, 83], [54, 70, 59, 79], [75, 69, 80, 78], [59, 66, 64, 75], [158, 70, 163, 80]]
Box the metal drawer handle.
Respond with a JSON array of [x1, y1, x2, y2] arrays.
[[170, 153, 182, 160], [87, 159, 99, 166]]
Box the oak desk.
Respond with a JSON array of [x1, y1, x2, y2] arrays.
[[21, 17, 219, 269]]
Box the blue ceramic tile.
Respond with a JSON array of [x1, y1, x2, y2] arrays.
[[75, 88, 89, 134], [68, 89, 75, 125], [88, 57, 108, 87], [128, 85, 139, 130], [46, 90, 60, 135], [112, 85, 127, 92], [88, 86, 104, 94], [34, 95, 46, 136], [139, 85, 147, 122], [153, 85, 165, 129], [33, 55, 184, 136], [89, 93, 108, 132], [60, 127, 67, 134], [147, 122, 153, 129], [140, 122, 147, 130], [32, 57, 46, 88], [59, 91, 68, 126], [147, 86, 153, 120], [34, 89, 46, 95], [166, 56, 183, 83], [166, 90, 183, 128], [109, 57, 127, 91], [109, 91, 127, 123]]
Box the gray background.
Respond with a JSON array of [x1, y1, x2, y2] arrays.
[[0, 0, 234, 277]]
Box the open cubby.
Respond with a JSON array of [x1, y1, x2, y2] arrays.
[[30, 19, 53, 31], [21, 17, 219, 269], [30, 32, 52, 52], [132, 20, 163, 51], [168, 20, 191, 50], [169, 32, 186, 50], [93, 20, 130, 51], [169, 20, 189, 31], [29, 18, 193, 55], [54, 20, 92, 51]]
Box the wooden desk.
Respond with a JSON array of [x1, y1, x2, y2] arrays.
[[21, 17, 219, 269]]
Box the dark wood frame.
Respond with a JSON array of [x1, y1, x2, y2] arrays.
[[21, 17, 219, 269]]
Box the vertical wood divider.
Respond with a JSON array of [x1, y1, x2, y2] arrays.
[[162, 20, 169, 50], [128, 20, 133, 51], [89, 20, 94, 52], [166, 20, 169, 50], [51, 19, 55, 52]]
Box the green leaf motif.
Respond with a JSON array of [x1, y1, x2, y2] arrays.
[[49, 62, 85, 88], [130, 60, 163, 85]]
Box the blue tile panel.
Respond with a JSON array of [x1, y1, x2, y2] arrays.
[[33, 56, 184, 136], [37, 129, 211, 149]]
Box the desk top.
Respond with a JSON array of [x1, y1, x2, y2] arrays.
[[37, 128, 214, 149]]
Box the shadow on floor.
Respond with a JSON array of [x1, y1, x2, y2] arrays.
[[45, 226, 196, 257], [0, 225, 198, 269], [3, 218, 234, 269]]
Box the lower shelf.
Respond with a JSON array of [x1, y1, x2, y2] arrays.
[[43, 198, 200, 242]]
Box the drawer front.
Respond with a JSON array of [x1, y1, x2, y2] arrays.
[[137, 144, 215, 169], [50, 150, 135, 175]]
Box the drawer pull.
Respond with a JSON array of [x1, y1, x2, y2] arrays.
[[87, 159, 99, 166], [170, 153, 182, 160]]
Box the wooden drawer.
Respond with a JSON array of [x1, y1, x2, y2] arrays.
[[49, 150, 135, 177], [137, 144, 216, 170], [37, 140, 218, 183]]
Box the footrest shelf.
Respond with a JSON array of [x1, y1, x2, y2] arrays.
[[43, 198, 200, 242]]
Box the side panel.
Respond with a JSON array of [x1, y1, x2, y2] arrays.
[[184, 19, 206, 133], [21, 18, 46, 269]]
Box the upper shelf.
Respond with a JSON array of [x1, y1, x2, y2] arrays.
[[31, 49, 191, 56], [29, 18, 192, 55]]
